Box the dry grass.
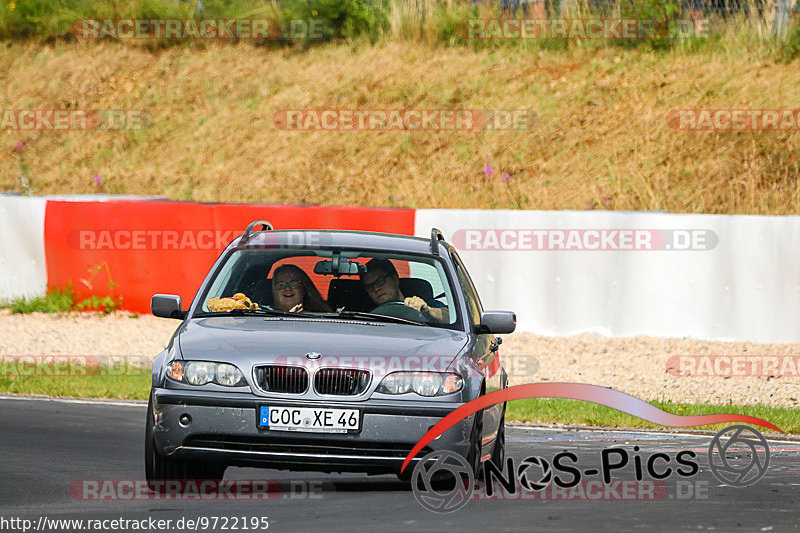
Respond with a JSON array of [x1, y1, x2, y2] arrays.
[[1, 39, 799, 213]]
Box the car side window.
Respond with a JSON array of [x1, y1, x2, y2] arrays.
[[452, 254, 482, 325]]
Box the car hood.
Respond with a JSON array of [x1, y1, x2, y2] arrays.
[[177, 316, 469, 372]]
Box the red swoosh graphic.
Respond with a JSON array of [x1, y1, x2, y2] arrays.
[[401, 383, 782, 473]]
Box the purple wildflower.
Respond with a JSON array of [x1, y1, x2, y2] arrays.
[[93, 175, 103, 185], [502, 172, 511, 184], [484, 164, 494, 177]]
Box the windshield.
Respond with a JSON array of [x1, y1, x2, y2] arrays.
[[194, 247, 460, 329]]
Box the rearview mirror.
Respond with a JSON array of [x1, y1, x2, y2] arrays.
[[477, 311, 516, 334], [151, 294, 187, 320], [314, 258, 363, 276]]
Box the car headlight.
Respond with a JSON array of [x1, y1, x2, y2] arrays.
[[378, 373, 413, 394], [376, 372, 463, 396], [215, 363, 245, 387], [184, 361, 216, 385], [166, 360, 245, 387]]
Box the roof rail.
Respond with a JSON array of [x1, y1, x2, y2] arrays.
[[238, 220, 274, 246], [430, 228, 445, 256]]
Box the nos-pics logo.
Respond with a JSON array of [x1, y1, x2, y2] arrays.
[[411, 425, 770, 513]]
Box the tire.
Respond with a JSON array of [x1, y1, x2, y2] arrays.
[[466, 410, 484, 480], [145, 392, 225, 493], [489, 408, 506, 470]]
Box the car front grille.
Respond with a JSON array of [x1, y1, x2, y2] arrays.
[[255, 366, 308, 394], [314, 368, 371, 396]]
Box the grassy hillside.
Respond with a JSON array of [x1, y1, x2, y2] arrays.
[[1, 8, 800, 213]]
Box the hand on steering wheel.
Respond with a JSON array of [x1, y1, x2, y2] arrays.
[[370, 300, 427, 322], [403, 296, 429, 315]]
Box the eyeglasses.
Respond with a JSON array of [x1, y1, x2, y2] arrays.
[[363, 274, 390, 293], [274, 280, 302, 290]]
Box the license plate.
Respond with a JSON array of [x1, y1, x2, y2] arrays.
[[258, 406, 360, 433]]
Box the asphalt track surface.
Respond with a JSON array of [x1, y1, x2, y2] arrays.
[[1, 397, 799, 532]]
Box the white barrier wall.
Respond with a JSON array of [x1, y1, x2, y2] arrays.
[[0, 196, 47, 301], [415, 209, 800, 344]]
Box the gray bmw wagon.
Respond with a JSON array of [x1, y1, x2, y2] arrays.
[[145, 221, 516, 489]]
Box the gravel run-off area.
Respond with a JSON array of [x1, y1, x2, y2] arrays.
[[1, 310, 798, 408]]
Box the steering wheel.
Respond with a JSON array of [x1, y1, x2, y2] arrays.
[[370, 301, 428, 323]]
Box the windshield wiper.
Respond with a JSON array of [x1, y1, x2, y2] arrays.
[[253, 308, 323, 319], [194, 308, 423, 325], [195, 308, 318, 319], [333, 310, 424, 326]]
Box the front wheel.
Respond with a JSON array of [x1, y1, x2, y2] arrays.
[[489, 408, 506, 469], [466, 410, 484, 480], [145, 392, 225, 493]]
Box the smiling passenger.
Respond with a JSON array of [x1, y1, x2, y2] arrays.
[[270, 264, 332, 313]]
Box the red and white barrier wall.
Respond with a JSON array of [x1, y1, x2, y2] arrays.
[[2, 195, 799, 343]]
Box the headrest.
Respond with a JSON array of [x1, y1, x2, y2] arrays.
[[399, 277, 434, 302]]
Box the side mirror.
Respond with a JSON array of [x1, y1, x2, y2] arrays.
[[476, 311, 516, 334], [151, 294, 187, 320]]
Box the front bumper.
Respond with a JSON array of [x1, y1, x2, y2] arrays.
[[151, 388, 471, 474]]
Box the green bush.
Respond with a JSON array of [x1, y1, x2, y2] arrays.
[[618, 0, 683, 20], [6, 287, 75, 314], [74, 294, 123, 314], [0, 0, 388, 43], [0, 0, 272, 40], [1, 265, 123, 314], [0, 0, 791, 54], [278, 0, 388, 41], [612, 0, 683, 51], [431, 2, 477, 45], [780, 22, 800, 61]]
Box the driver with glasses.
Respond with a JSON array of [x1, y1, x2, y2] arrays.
[[359, 258, 449, 324]]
